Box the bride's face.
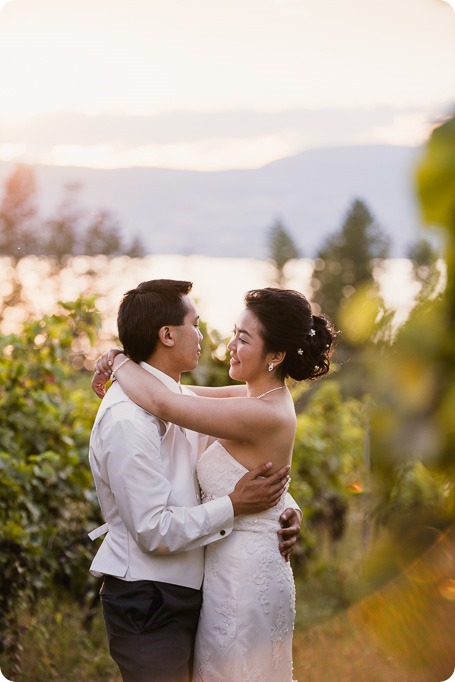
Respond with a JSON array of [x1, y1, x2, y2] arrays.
[[227, 308, 268, 383]]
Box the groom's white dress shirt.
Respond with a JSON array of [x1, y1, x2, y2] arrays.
[[89, 362, 234, 590]]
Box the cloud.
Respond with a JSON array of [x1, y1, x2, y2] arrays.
[[2, 0, 455, 119], [0, 105, 445, 170]]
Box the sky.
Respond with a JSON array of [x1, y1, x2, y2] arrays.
[[0, 0, 454, 171]]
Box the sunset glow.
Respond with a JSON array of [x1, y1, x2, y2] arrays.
[[0, 0, 453, 170]]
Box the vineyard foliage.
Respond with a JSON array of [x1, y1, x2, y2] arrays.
[[0, 298, 103, 648], [0, 295, 368, 645]]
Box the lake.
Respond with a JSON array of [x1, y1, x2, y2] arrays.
[[0, 254, 425, 342]]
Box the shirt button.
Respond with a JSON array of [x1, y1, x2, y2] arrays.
[[220, 529, 226, 536]]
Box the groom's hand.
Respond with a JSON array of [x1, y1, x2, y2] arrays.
[[229, 462, 290, 516], [277, 508, 302, 562]]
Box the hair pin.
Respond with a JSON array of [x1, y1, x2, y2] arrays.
[[297, 348, 303, 355], [309, 328, 316, 337]]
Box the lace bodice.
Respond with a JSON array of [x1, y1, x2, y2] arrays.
[[197, 441, 289, 531]]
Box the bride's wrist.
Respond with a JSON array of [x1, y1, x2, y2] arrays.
[[110, 354, 130, 381]]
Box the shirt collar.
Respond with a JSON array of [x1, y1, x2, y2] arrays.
[[139, 361, 183, 394]]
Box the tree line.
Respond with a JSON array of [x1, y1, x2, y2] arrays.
[[0, 165, 146, 260], [268, 199, 439, 335], [0, 163, 440, 285]]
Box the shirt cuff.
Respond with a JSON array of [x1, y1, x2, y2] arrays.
[[203, 495, 234, 535]]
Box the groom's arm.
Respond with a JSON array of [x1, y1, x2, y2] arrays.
[[99, 408, 234, 553], [97, 404, 289, 554]]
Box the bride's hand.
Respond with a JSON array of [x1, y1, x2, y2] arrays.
[[91, 347, 124, 398]]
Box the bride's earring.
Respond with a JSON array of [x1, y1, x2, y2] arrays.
[[268, 363, 274, 372]]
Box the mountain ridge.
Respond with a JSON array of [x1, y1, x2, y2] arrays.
[[0, 144, 424, 257]]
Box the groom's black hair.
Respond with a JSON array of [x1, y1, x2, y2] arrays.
[[117, 279, 193, 362]]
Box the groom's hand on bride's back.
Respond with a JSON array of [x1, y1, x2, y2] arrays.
[[229, 462, 290, 516]]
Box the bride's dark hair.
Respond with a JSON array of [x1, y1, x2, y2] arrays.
[[244, 288, 336, 381]]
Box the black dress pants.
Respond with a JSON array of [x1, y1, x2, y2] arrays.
[[100, 575, 202, 682]]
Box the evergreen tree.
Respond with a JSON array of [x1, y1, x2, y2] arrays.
[[311, 199, 390, 324], [267, 219, 301, 286], [407, 237, 438, 267], [407, 237, 440, 293]]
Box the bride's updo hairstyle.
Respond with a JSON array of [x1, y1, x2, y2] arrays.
[[244, 288, 336, 381]]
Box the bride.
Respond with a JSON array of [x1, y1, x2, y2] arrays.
[[98, 287, 335, 681]]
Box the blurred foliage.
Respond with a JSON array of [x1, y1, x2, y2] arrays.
[[337, 115, 455, 676], [0, 297, 102, 676], [0, 164, 40, 257], [183, 320, 232, 387], [289, 380, 367, 560], [1, 599, 118, 682]]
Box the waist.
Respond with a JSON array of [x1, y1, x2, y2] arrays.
[[102, 574, 201, 597], [90, 537, 205, 589], [233, 513, 282, 533]]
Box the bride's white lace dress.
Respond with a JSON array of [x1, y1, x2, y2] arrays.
[[193, 441, 295, 682]]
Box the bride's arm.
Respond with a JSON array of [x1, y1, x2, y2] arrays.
[[186, 384, 247, 398], [91, 348, 248, 400], [113, 358, 281, 443]]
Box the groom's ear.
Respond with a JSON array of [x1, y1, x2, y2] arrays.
[[158, 325, 175, 348]]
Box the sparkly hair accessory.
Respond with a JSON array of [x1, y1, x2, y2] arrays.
[[297, 348, 303, 355], [309, 328, 316, 337]]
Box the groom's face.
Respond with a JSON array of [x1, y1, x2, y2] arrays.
[[171, 295, 203, 373]]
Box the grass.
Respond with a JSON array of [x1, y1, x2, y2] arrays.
[[1, 586, 452, 682], [0, 604, 119, 682], [1, 521, 453, 681], [293, 525, 455, 682]]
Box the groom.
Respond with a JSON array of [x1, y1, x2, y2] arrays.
[[89, 279, 301, 682]]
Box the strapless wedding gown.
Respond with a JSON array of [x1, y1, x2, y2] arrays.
[[193, 441, 295, 682]]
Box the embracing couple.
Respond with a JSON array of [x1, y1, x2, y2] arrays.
[[89, 279, 335, 682]]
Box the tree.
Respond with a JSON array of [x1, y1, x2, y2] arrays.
[[0, 168, 147, 260], [407, 237, 438, 267], [0, 165, 40, 257], [267, 219, 301, 286], [125, 234, 147, 258], [43, 184, 146, 259], [311, 198, 390, 324], [42, 182, 82, 260], [82, 210, 123, 256], [406, 237, 441, 296]]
